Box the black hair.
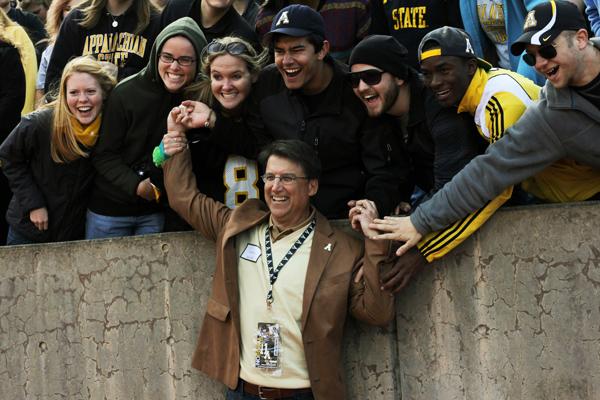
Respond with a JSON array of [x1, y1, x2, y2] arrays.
[[258, 140, 321, 179], [270, 32, 325, 53]]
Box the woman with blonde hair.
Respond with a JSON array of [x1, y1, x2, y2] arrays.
[[35, 0, 81, 105], [0, 56, 116, 245], [0, 7, 37, 115], [44, 0, 160, 94], [158, 36, 268, 208]]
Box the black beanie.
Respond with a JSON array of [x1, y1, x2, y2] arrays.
[[349, 35, 410, 80]]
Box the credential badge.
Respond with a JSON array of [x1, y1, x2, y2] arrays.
[[276, 11, 289, 26]]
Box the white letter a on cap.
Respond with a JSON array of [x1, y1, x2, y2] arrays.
[[276, 11, 289, 26], [465, 38, 474, 55]]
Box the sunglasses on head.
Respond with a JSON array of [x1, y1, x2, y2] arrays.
[[202, 41, 251, 58], [522, 43, 558, 66], [348, 69, 384, 88]]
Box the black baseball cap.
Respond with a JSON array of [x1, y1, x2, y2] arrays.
[[265, 5, 325, 42], [418, 26, 492, 70], [511, 0, 587, 56]]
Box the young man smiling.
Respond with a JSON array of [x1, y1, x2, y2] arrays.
[[359, 26, 541, 291], [368, 1, 600, 269]]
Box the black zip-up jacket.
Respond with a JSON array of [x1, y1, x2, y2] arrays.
[[0, 108, 94, 242], [210, 59, 412, 218], [44, 6, 161, 93]]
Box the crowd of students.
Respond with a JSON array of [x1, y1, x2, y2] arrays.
[[0, 0, 598, 250], [2, 1, 600, 397]]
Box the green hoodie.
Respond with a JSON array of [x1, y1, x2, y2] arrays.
[[143, 16, 207, 86], [90, 18, 207, 216]]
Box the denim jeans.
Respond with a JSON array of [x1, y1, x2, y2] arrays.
[[85, 210, 164, 239], [226, 381, 314, 400], [6, 226, 35, 245]]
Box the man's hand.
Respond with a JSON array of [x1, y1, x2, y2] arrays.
[[380, 247, 427, 293], [348, 199, 379, 237], [162, 131, 188, 157], [369, 215, 422, 256], [30, 207, 48, 231], [136, 178, 156, 202], [177, 100, 215, 130]]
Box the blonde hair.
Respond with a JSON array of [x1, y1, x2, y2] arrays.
[[0, 8, 17, 37], [45, 0, 81, 42], [185, 36, 268, 108], [50, 56, 117, 163], [79, 0, 158, 35]]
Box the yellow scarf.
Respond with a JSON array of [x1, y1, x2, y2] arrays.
[[70, 114, 102, 148]]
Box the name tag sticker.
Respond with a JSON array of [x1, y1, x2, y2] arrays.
[[241, 244, 261, 262]]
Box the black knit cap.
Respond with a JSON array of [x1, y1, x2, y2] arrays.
[[349, 35, 410, 79], [511, 0, 587, 55]]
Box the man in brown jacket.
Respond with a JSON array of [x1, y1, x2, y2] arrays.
[[162, 138, 394, 399]]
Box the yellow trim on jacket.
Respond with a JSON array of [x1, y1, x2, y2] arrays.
[[457, 68, 539, 143], [418, 67, 539, 262], [4, 25, 37, 115]]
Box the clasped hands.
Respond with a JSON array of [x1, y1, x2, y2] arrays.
[[348, 200, 427, 293]]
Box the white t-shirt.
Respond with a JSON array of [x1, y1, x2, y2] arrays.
[[477, 0, 510, 69]]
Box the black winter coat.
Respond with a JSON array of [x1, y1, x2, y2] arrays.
[[0, 108, 94, 242]]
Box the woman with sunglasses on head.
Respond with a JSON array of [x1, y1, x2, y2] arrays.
[[0, 56, 116, 245], [85, 18, 207, 239], [157, 36, 268, 208]]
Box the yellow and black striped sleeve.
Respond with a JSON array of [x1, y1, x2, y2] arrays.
[[417, 186, 513, 262], [484, 91, 530, 144]]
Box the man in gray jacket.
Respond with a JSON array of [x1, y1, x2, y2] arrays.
[[369, 0, 600, 261]]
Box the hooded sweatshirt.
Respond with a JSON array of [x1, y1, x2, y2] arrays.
[[89, 17, 207, 217]]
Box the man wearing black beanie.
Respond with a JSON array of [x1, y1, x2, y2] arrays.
[[348, 34, 484, 292]]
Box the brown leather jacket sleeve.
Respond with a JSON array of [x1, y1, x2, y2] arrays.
[[163, 149, 232, 241], [349, 239, 395, 327]]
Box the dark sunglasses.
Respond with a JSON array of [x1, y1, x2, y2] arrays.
[[202, 41, 251, 58], [522, 43, 558, 66], [348, 69, 384, 88]]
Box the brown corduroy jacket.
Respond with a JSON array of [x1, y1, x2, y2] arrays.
[[163, 149, 395, 400]]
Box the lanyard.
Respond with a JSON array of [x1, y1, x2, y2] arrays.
[[264, 219, 316, 308]]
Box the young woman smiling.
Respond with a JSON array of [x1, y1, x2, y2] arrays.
[[0, 56, 116, 245], [158, 36, 268, 208], [86, 17, 207, 238]]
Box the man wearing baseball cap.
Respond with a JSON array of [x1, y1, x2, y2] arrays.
[[194, 4, 412, 220], [391, 26, 542, 264], [366, 1, 600, 263]]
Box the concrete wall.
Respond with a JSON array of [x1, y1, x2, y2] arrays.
[[1, 202, 599, 399]]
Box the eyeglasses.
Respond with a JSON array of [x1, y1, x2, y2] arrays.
[[159, 52, 196, 66], [203, 41, 251, 58], [348, 69, 384, 88], [522, 43, 558, 66], [261, 173, 309, 185]]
